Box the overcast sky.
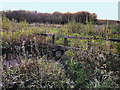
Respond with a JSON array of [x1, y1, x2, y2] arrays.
[[0, 1, 119, 20]]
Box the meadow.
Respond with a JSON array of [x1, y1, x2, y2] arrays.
[[1, 15, 120, 89]]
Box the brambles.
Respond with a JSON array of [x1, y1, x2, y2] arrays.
[[1, 16, 120, 89], [2, 56, 74, 89], [63, 44, 120, 88]]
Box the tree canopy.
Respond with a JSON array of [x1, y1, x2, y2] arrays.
[[2, 10, 97, 24]]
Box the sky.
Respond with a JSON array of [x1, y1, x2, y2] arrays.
[[0, 1, 120, 20]]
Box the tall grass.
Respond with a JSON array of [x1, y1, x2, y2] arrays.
[[1, 16, 120, 89]]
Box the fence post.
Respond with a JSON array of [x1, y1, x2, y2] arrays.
[[110, 41, 112, 55], [64, 37, 68, 46], [88, 39, 91, 50], [52, 35, 55, 44]]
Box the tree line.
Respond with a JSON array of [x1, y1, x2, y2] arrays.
[[2, 10, 97, 24]]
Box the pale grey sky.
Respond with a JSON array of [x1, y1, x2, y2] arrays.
[[1, 2, 119, 20]]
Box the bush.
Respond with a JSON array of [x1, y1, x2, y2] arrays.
[[63, 20, 82, 34], [2, 16, 10, 30], [63, 43, 120, 88], [2, 56, 74, 89], [64, 57, 90, 88]]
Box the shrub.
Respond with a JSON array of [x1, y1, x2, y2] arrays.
[[63, 42, 120, 88], [2, 16, 10, 30], [2, 56, 74, 89]]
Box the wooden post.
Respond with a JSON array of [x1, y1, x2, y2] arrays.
[[110, 41, 112, 55], [52, 35, 55, 44], [88, 39, 91, 50], [64, 37, 68, 46]]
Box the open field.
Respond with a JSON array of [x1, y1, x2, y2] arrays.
[[1, 15, 120, 89]]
